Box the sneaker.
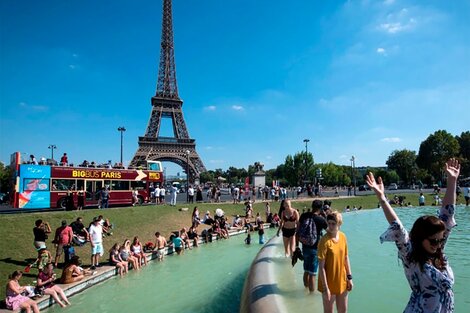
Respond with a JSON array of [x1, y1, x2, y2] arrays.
[[91, 271, 97, 275], [96, 264, 102, 268], [90, 266, 96, 270]]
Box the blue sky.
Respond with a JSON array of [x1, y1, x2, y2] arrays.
[[1, 0, 469, 175]]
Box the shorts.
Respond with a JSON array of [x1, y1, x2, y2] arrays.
[[34, 241, 46, 250], [156, 248, 165, 259], [91, 242, 104, 256], [302, 246, 318, 275], [282, 227, 296, 238], [56, 243, 64, 257]]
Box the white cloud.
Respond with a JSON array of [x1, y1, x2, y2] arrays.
[[204, 105, 216, 111], [18, 102, 48, 111], [381, 137, 402, 142], [69, 64, 76, 69], [72, 53, 78, 58], [376, 47, 387, 55], [266, 156, 272, 160], [205, 146, 213, 150], [378, 7, 417, 34], [383, 0, 395, 5], [231, 105, 244, 111]]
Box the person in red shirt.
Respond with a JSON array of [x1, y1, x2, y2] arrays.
[[53, 220, 73, 267], [60, 153, 68, 166]]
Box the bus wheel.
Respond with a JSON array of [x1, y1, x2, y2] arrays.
[[137, 196, 144, 205], [58, 198, 67, 209]]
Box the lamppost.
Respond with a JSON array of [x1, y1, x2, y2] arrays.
[[117, 127, 126, 165], [185, 150, 190, 203], [350, 156, 356, 196], [48, 144, 57, 161], [303, 139, 310, 185]]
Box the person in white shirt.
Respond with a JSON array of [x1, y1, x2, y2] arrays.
[[188, 186, 195, 203], [154, 186, 161, 204], [463, 186, 470, 206], [159, 187, 166, 204], [418, 193, 425, 206], [170, 185, 178, 206], [89, 217, 103, 270]]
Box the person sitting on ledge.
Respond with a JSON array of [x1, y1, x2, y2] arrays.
[[187, 226, 199, 248], [131, 236, 147, 267], [59, 256, 94, 284], [5, 270, 40, 313], [36, 263, 70, 307], [202, 211, 214, 225]]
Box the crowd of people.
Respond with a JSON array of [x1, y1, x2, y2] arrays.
[[271, 158, 461, 313], [5, 158, 465, 313], [5, 200, 275, 312]]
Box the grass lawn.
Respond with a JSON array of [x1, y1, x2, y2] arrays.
[[0, 192, 423, 288]]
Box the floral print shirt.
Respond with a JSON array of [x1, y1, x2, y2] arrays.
[[380, 205, 456, 313]]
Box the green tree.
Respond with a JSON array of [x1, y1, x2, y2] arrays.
[[0, 163, 12, 193], [318, 162, 346, 186], [386, 149, 417, 185], [199, 171, 215, 184], [416, 130, 460, 183], [281, 152, 315, 185], [457, 131, 470, 177]]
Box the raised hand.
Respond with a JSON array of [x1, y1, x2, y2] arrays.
[[445, 158, 460, 180], [366, 172, 399, 224], [366, 172, 385, 198]]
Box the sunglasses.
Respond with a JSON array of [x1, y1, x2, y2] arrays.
[[427, 238, 445, 246]]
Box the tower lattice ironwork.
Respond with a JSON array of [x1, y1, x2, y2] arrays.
[[130, 0, 206, 179]]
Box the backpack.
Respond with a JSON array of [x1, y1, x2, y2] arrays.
[[64, 246, 75, 263], [298, 216, 317, 247]]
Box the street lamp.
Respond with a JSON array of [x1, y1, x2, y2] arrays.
[[350, 156, 356, 196], [48, 144, 57, 161], [117, 127, 126, 166], [185, 150, 190, 203], [303, 139, 310, 184]]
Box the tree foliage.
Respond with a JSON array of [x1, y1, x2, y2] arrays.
[[386, 149, 417, 185], [457, 131, 470, 177], [416, 130, 460, 183], [0, 163, 12, 193], [194, 130, 469, 188]]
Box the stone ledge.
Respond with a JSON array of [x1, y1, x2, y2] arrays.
[[240, 235, 286, 313]]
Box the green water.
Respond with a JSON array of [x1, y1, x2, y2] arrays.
[[46, 232, 272, 313], [273, 206, 470, 312], [46, 206, 469, 313]]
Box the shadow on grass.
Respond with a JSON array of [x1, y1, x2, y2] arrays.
[[0, 257, 35, 266]]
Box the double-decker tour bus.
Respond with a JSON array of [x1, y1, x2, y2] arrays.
[[10, 152, 164, 210]]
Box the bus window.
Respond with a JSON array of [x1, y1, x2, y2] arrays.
[[147, 161, 161, 171], [95, 181, 103, 200], [131, 181, 146, 190], [76, 180, 84, 191], [54, 179, 76, 191], [111, 180, 130, 191]]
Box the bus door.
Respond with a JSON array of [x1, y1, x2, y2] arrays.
[[85, 180, 103, 206]]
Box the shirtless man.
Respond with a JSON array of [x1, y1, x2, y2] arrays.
[[154, 232, 167, 261]]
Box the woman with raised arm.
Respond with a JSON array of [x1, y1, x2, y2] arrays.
[[366, 158, 460, 313]]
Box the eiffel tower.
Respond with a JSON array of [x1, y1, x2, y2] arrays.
[[130, 0, 206, 179]]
